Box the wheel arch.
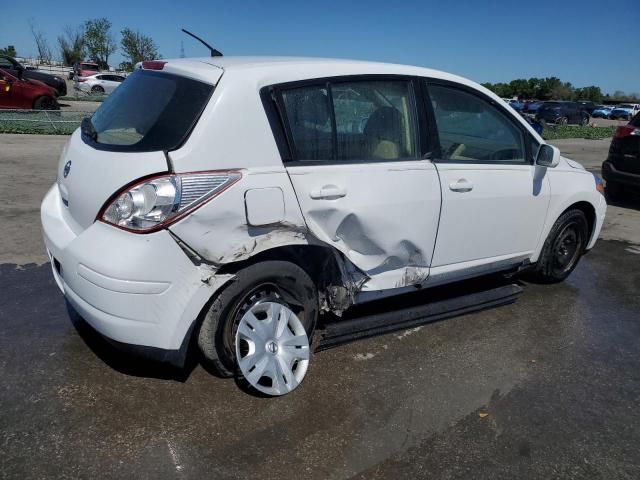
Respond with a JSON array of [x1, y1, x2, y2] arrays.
[[566, 200, 596, 246], [532, 194, 600, 263], [217, 244, 353, 299]]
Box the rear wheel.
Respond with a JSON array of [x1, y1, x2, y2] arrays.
[[528, 209, 589, 283], [198, 261, 318, 396], [91, 85, 104, 94], [580, 116, 589, 126], [557, 117, 568, 125], [32, 96, 57, 110]]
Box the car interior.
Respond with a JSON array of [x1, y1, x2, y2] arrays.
[[282, 81, 415, 161]]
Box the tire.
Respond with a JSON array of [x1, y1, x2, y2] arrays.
[[580, 116, 589, 126], [556, 117, 568, 125], [197, 261, 318, 394], [32, 96, 57, 110], [528, 209, 589, 283], [91, 85, 104, 94]]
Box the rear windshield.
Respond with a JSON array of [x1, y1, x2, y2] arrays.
[[83, 69, 214, 152]]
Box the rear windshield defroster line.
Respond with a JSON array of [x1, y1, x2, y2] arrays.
[[82, 69, 214, 152]]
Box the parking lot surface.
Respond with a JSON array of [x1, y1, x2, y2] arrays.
[[1, 134, 639, 479]]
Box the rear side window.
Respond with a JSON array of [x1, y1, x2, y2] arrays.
[[280, 79, 417, 162], [428, 84, 525, 163], [85, 69, 213, 152]]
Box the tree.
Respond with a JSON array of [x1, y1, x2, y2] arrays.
[[58, 26, 85, 66], [84, 18, 117, 69], [0, 45, 17, 57], [120, 28, 160, 70], [574, 86, 602, 103], [29, 19, 52, 63]]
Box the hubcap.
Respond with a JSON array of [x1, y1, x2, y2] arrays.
[[235, 301, 310, 396]]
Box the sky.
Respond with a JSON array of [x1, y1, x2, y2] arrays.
[[1, 0, 639, 94]]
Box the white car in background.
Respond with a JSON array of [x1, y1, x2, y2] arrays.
[[41, 57, 606, 396], [78, 73, 126, 94]]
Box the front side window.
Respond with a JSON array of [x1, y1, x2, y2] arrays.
[[280, 79, 417, 162], [429, 84, 525, 163]]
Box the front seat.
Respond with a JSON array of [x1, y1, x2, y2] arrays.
[[364, 106, 404, 160]]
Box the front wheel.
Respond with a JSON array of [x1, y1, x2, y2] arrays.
[[198, 261, 318, 396], [556, 116, 568, 125], [528, 209, 589, 283], [580, 116, 589, 126], [91, 85, 104, 94]]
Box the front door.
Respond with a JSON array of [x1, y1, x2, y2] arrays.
[[425, 81, 550, 283], [277, 78, 442, 292]]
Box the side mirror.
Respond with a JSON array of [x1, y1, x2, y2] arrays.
[[536, 144, 561, 168]]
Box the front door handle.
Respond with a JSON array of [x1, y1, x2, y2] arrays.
[[309, 185, 347, 200], [449, 179, 474, 192]]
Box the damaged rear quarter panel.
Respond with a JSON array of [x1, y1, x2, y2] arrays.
[[168, 167, 311, 265]]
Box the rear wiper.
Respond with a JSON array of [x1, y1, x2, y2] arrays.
[[81, 117, 97, 141]]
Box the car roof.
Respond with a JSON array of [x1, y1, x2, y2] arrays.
[[154, 56, 545, 144], [162, 56, 477, 88]]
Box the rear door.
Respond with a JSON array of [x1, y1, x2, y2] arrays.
[[274, 77, 442, 291], [424, 80, 550, 282]]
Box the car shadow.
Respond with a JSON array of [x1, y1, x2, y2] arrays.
[[66, 300, 199, 382]]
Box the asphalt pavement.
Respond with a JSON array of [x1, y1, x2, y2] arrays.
[[1, 134, 639, 479]]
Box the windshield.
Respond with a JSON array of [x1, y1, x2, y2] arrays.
[[85, 69, 214, 152]]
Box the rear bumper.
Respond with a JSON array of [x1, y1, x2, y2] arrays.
[[40, 185, 233, 362], [602, 161, 640, 188]]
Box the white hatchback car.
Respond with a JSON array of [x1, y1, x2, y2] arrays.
[[41, 57, 606, 396]]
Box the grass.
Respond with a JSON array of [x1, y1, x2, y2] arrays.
[[0, 110, 89, 135], [58, 95, 106, 102], [541, 125, 616, 140]]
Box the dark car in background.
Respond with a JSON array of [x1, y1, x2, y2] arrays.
[[0, 55, 66, 97], [535, 101, 590, 126], [602, 113, 640, 199], [576, 101, 597, 115]]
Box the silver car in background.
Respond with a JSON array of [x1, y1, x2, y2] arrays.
[[78, 73, 126, 95]]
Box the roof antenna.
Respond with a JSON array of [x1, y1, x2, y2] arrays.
[[181, 28, 223, 57]]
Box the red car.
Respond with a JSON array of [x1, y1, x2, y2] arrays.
[[68, 62, 100, 80], [0, 69, 59, 110]]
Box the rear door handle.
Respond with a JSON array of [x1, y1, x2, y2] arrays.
[[449, 179, 474, 192], [309, 185, 347, 200]]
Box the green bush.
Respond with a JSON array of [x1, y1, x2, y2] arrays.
[[542, 125, 616, 140]]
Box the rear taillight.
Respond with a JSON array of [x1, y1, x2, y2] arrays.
[[614, 125, 640, 139], [98, 171, 242, 233], [142, 60, 167, 71]]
